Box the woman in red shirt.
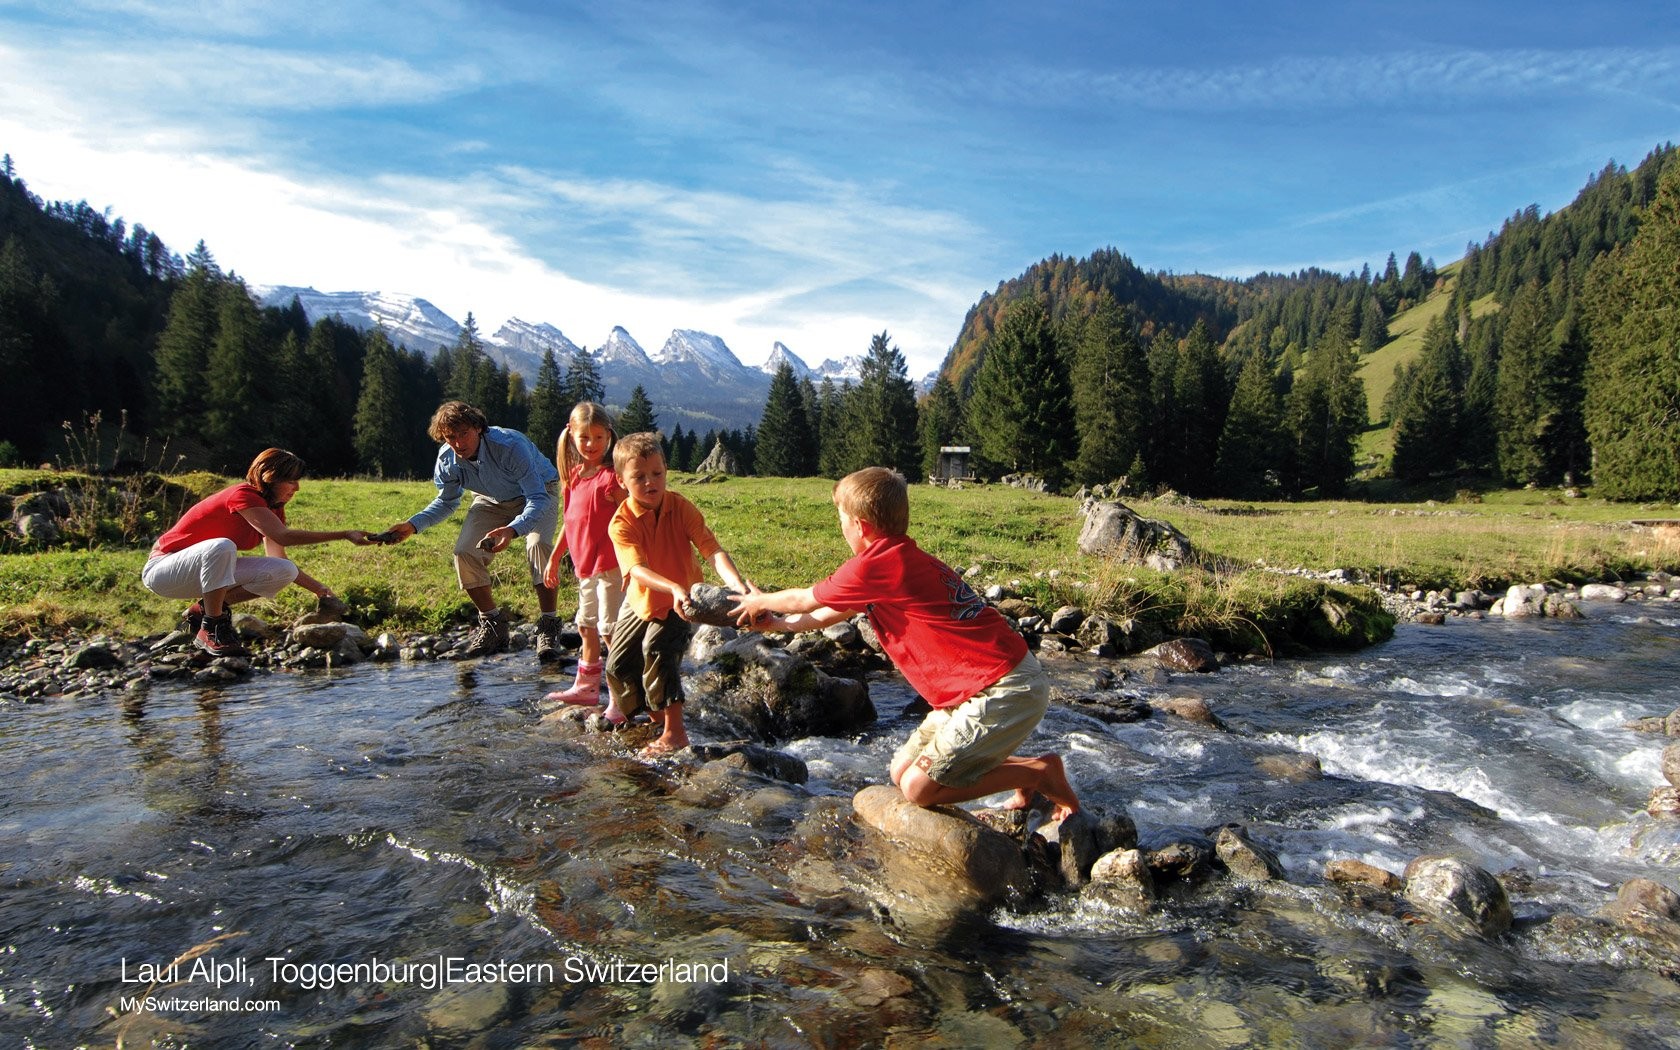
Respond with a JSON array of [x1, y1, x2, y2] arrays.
[[141, 448, 372, 656]]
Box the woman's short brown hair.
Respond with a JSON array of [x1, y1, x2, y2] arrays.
[[427, 400, 489, 442], [246, 448, 306, 506]]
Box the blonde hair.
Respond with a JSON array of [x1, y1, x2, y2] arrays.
[[613, 431, 665, 476], [834, 467, 909, 536], [246, 448, 305, 507], [427, 400, 487, 442], [557, 402, 617, 491]]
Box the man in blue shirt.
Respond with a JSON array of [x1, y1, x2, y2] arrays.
[[385, 400, 564, 660]]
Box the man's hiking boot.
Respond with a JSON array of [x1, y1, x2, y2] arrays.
[[462, 610, 510, 658], [534, 615, 564, 664], [194, 612, 248, 658]]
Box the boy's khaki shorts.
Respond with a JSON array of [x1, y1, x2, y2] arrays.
[[892, 652, 1049, 788]]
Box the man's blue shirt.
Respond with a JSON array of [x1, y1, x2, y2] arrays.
[[408, 427, 559, 536]]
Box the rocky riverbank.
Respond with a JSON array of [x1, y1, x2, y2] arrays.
[[7, 575, 1680, 1045]]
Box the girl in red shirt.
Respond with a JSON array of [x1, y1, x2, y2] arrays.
[[543, 403, 628, 717]]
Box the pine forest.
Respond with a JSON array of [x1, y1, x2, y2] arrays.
[[2, 144, 1678, 501]]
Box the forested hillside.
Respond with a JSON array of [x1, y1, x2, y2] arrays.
[[937, 144, 1680, 499], [4, 144, 1679, 500]]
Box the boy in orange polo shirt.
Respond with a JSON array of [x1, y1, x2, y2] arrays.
[[605, 431, 750, 757]]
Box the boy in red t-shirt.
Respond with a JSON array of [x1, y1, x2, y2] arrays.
[[732, 467, 1078, 820]]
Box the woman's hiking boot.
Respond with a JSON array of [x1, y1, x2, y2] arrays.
[[462, 610, 510, 658], [194, 612, 247, 658], [182, 601, 205, 637]]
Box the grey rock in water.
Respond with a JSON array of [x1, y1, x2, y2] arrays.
[[1580, 583, 1629, 602], [687, 633, 875, 741], [1151, 696, 1226, 729], [1663, 742, 1680, 789], [1325, 858, 1403, 892], [1214, 824, 1286, 882], [1600, 877, 1680, 930], [690, 741, 809, 785], [1403, 855, 1513, 938], [1086, 848, 1156, 911], [63, 644, 120, 670], [1146, 838, 1217, 885], [1148, 637, 1219, 673], [1650, 785, 1680, 819], [852, 784, 1032, 934]]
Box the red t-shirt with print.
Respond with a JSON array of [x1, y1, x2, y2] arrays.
[[812, 534, 1026, 709]]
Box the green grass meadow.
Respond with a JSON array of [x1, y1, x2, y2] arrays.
[[4, 469, 1677, 643]]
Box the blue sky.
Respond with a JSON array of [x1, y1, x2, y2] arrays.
[[2, 1, 1677, 377]]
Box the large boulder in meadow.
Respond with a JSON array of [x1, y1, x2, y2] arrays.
[[1077, 501, 1194, 569]]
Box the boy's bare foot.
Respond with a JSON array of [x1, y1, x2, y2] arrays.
[[1037, 754, 1080, 822], [639, 736, 685, 758], [1000, 788, 1041, 811]]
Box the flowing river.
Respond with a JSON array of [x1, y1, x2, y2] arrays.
[[3, 599, 1678, 1047]]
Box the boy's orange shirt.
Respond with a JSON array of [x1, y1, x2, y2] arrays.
[[608, 490, 722, 621]]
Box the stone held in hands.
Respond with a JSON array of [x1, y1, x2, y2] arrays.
[[681, 583, 745, 627]]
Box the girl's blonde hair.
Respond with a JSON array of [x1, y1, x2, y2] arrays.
[[558, 402, 618, 490]]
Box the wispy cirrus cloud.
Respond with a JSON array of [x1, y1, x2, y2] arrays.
[[970, 45, 1680, 112]]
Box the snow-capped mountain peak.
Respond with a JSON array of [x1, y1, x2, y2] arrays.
[[761, 341, 810, 379], [492, 318, 580, 359], [596, 326, 652, 367], [813, 355, 864, 384], [255, 285, 461, 353]]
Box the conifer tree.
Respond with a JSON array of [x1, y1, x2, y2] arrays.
[[965, 295, 1073, 487], [816, 378, 850, 478], [1459, 315, 1500, 473], [563, 348, 604, 407], [1214, 349, 1285, 497], [667, 424, 690, 470], [526, 348, 566, 456], [617, 385, 657, 435], [1285, 335, 1367, 495], [354, 330, 409, 477], [1493, 281, 1561, 484], [0, 237, 56, 453], [1583, 161, 1680, 499], [755, 361, 817, 476], [201, 279, 268, 467], [152, 254, 222, 437], [1144, 331, 1182, 489], [799, 376, 822, 469], [1359, 296, 1388, 354], [843, 331, 920, 479], [918, 374, 965, 480], [1388, 314, 1465, 481], [1069, 293, 1147, 487], [1170, 319, 1227, 495]]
